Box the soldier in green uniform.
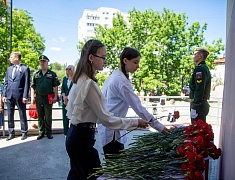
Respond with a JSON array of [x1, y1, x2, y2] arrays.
[[189, 47, 211, 124], [31, 55, 60, 140]]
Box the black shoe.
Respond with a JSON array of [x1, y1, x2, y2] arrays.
[[6, 134, 15, 141], [37, 134, 44, 140], [47, 135, 53, 139], [21, 133, 27, 140]]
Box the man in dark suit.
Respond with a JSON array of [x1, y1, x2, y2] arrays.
[[3, 52, 30, 141]]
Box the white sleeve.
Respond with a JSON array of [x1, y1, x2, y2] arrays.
[[150, 119, 165, 132], [86, 83, 138, 129], [120, 82, 153, 120], [120, 82, 165, 132]]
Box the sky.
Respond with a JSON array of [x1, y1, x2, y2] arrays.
[[11, 0, 227, 65]]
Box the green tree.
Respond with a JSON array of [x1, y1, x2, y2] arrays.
[[0, 2, 10, 81], [50, 62, 66, 82], [0, 3, 45, 80], [93, 8, 224, 95], [51, 62, 63, 71], [97, 72, 109, 89]]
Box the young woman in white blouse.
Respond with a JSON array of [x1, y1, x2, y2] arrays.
[[98, 47, 171, 159], [65, 40, 150, 180]]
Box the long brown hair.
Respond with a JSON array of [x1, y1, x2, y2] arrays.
[[120, 47, 141, 79], [72, 39, 105, 83]]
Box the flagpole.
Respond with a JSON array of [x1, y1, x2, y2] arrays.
[[10, 0, 12, 53]]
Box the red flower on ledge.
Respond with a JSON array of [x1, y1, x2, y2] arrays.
[[177, 120, 221, 180], [93, 120, 221, 180]]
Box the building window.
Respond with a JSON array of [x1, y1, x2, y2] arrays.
[[86, 23, 96, 26], [87, 15, 100, 20]]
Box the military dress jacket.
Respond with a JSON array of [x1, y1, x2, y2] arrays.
[[31, 69, 60, 95], [189, 61, 211, 110]]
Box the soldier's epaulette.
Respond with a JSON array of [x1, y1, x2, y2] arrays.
[[34, 70, 41, 75], [48, 69, 55, 74]]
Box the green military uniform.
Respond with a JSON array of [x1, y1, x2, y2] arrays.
[[31, 55, 60, 137], [189, 60, 211, 123]]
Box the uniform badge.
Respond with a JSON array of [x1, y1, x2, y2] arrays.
[[46, 74, 52, 78], [35, 74, 41, 78], [196, 72, 202, 80], [196, 72, 202, 83]]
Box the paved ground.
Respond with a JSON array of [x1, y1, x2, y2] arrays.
[[0, 98, 222, 180]]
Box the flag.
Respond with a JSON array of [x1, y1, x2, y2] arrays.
[[3, 0, 7, 5]]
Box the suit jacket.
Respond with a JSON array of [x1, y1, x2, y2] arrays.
[[3, 64, 30, 100], [61, 76, 73, 100]]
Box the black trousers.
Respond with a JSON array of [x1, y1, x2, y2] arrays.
[[7, 97, 28, 134], [103, 136, 124, 159], [66, 124, 101, 180], [191, 101, 210, 124]]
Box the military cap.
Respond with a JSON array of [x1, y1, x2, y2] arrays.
[[195, 47, 209, 54], [39, 55, 50, 61]]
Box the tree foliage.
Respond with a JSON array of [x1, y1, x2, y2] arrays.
[[93, 8, 225, 95], [96, 72, 109, 89], [0, 2, 10, 81], [0, 2, 45, 80], [50, 62, 66, 82]]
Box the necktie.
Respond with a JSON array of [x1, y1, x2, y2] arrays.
[[12, 65, 17, 79]]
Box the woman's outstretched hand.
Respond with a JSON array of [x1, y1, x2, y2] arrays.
[[137, 119, 151, 128], [161, 127, 171, 134]]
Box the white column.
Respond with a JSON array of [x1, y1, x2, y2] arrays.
[[219, 0, 235, 179]]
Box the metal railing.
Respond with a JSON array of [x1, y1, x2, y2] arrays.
[[0, 96, 222, 136], [139, 95, 222, 126]]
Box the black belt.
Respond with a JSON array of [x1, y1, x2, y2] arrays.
[[73, 123, 96, 129]]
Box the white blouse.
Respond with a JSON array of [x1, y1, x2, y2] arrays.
[[98, 70, 165, 147], [67, 79, 72, 89], [66, 74, 138, 130]]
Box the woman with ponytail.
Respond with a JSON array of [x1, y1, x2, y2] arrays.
[[98, 47, 171, 159]]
